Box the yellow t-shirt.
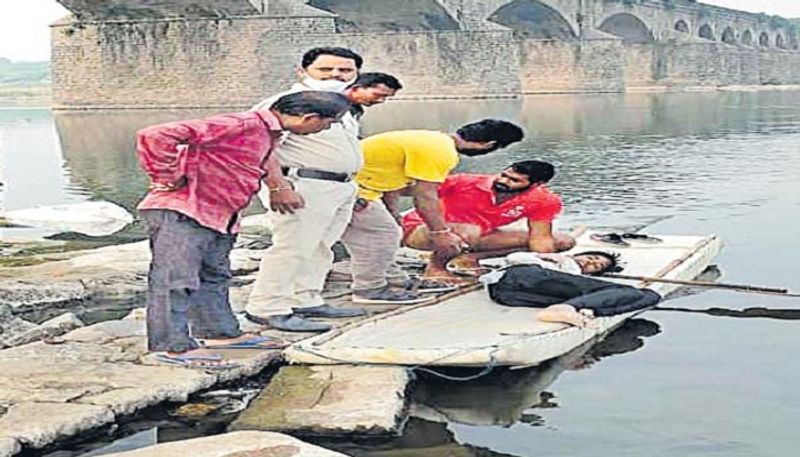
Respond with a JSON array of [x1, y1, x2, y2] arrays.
[[356, 130, 460, 201]]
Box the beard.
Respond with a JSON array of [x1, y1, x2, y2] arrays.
[[492, 181, 530, 194]]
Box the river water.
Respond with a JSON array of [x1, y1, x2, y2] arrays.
[[2, 90, 799, 456]]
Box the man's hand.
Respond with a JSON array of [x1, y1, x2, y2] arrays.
[[269, 181, 305, 214], [430, 230, 465, 264], [353, 197, 369, 213]]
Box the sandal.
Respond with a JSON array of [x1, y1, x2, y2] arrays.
[[352, 286, 434, 305], [152, 352, 241, 371], [403, 277, 459, 294], [621, 233, 663, 244], [590, 233, 630, 247], [199, 335, 288, 350]]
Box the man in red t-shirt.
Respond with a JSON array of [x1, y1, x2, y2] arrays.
[[402, 160, 575, 264]]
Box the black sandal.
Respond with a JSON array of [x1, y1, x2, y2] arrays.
[[590, 233, 630, 247], [621, 233, 663, 244]]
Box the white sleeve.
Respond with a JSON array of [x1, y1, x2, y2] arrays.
[[250, 88, 299, 112]]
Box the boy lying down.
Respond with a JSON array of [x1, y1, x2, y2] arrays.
[[453, 251, 662, 328]]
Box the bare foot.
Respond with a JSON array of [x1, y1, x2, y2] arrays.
[[537, 304, 598, 329]]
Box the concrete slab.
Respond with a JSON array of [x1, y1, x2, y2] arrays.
[[0, 402, 114, 449], [95, 431, 348, 457], [230, 365, 410, 436]]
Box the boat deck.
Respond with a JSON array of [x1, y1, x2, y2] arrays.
[[285, 232, 722, 367]]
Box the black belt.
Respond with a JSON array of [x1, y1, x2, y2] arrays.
[[281, 167, 353, 183]]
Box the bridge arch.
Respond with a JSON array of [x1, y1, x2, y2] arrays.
[[598, 13, 654, 44], [488, 0, 577, 39], [721, 27, 736, 44], [759, 32, 770, 47], [776, 33, 787, 49], [698, 24, 715, 41], [741, 30, 753, 46], [674, 20, 689, 33]]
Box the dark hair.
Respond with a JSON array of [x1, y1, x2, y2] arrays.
[[456, 119, 524, 148], [301, 47, 364, 70], [352, 72, 403, 90], [509, 160, 555, 184], [270, 91, 351, 118], [573, 251, 623, 276]]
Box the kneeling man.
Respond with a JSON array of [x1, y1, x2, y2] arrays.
[[403, 160, 574, 264]]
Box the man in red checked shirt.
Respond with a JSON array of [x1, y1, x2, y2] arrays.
[[135, 91, 350, 370], [402, 160, 577, 271]]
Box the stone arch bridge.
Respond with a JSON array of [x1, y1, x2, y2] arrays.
[[441, 0, 797, 49], [51, 0, 800, 108], [56, 0, 799, 49]]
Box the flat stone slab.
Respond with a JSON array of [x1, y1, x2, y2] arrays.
[[0, 438, 20, 457], [97, 431, 348, 456], [231, 365, 410, 436], [0, 322, 282, 455], [0, 402, 114, 449]]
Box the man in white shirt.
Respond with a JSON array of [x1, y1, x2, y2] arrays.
[[246, 48, 402, 332]]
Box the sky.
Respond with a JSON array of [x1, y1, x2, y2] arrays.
[[0, 1, 798, 62]]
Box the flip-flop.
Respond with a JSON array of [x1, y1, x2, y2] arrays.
[[153, 352, 241, 371], [621, 233, 663, 244], [199, 335, 288, 350], [590, 233, 630, 247]]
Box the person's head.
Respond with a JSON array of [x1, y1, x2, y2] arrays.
[[269, 91, 351, 135], [346, 72, 403, 106], [453, 119, 524, 157], [298, 47, 363, 85], [492, 160, 555, 194], [571, 251, 622, 276]]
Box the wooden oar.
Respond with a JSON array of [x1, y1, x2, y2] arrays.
[[603, 273, 800, 298]]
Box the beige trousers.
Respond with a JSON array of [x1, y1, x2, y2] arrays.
[[246, 178, 356, 317], [341, 199, 408, 292]]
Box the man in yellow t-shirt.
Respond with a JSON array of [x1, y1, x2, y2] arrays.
[[341, 119, 525, 304]]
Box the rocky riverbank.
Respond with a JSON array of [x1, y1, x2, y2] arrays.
[[0, 216, 433, 456]]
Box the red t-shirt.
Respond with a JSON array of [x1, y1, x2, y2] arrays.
[[402, 174, 562, 236]]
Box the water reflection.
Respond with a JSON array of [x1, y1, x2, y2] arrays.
[[44, 90, 800, 233], [326, 318, 661, 457], [655, 306, 800, 321]]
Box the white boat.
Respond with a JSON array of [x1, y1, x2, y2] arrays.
[[285, 232, 722, 368]]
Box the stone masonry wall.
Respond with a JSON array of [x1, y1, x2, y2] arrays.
[[51, 15, 800, 109], [51, 16, 338, 109], [257, 31, 521, 99], [518, 39, 625, 94]]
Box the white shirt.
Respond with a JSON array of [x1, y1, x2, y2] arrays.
[[479, 253, 583, 285], [252, 82, 363, 174]]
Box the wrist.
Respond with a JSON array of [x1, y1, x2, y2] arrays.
[[429, 227, 452, 235]]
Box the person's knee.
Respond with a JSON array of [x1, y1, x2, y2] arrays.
[[452, 225, 482, 245], [553, 233, 577, 252]]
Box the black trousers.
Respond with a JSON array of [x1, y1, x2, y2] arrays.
[[487, 265, 662, 317]]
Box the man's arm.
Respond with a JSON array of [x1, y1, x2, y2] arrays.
[[410, 180, 462, 261], [382, 191, 402, 221], [527, 220, 557, 253], [137, 120, 210, 189], [262, 153, 305, 214]]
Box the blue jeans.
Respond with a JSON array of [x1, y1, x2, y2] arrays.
[[141, 209, 243, 352]]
